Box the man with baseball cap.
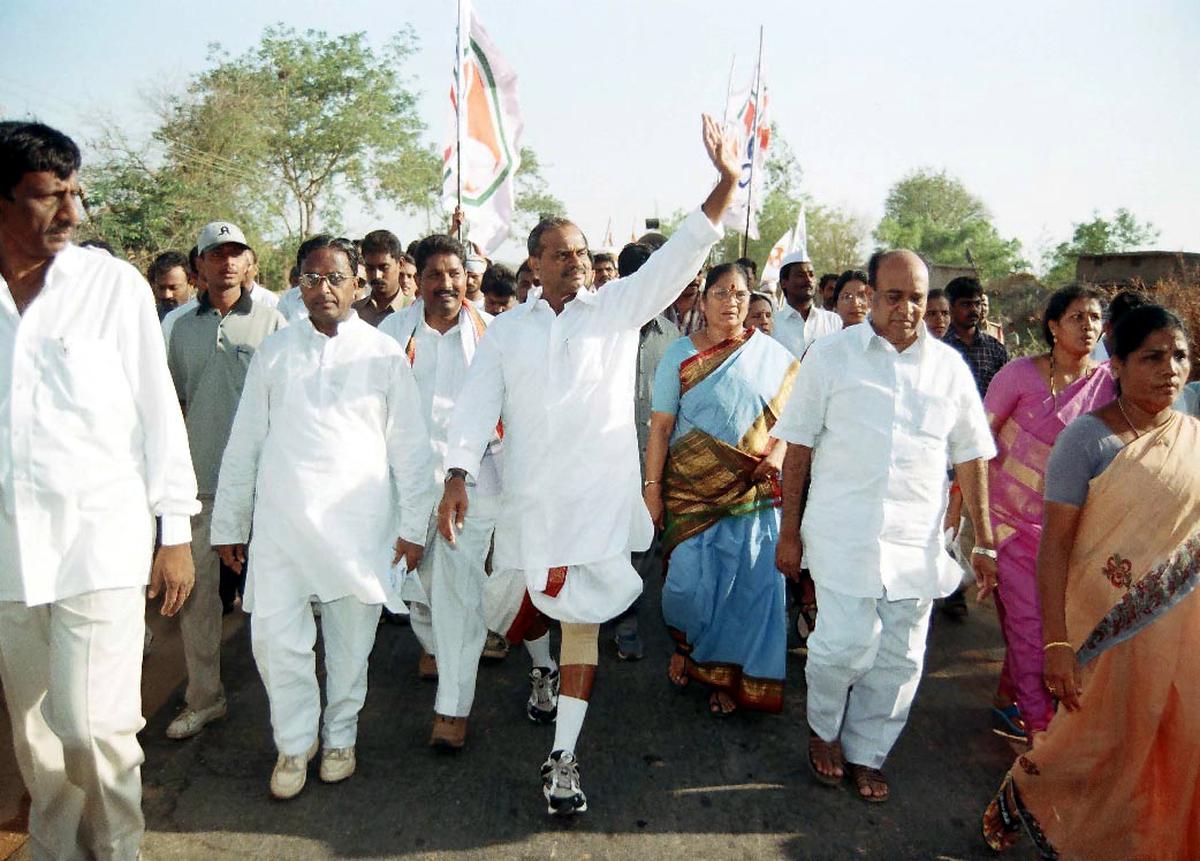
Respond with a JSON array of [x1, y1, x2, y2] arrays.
[[771, 250, 842, 359], [161, 223, 279, 344], [163, 219, 285, 741]]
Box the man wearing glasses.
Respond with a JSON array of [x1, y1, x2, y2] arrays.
[[164, 221, 285, 742], [211, 235, 434, 799]]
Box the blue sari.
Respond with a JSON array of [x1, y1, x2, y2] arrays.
[[654, 328, 799, 712]]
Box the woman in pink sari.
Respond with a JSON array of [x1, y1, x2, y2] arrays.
[[984, 285, 1112, 741], [983, 304, 1198, 859]]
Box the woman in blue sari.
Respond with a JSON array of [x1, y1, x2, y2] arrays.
[[643, 262, 799, 715]]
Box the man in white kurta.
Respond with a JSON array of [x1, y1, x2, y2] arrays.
[[211, 237, 434, 800], [771, 250, 842, 359], [380, 233, 505, 748], [438, 115, 741, 815], [0, 122, 200, 860], [774, 250, 997, 802]]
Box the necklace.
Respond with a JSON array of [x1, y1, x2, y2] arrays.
[[1116, 397, 1141, 439], [1048, 350, 1092, 410]]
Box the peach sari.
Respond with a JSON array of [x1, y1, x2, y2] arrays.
[[984, 412, 1200, 860]]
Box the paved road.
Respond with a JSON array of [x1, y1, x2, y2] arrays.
[[5, 582, 1020, 861]]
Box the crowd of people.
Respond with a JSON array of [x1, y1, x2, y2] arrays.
[[1, 116, 1196, 861]]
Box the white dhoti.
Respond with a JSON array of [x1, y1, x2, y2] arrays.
[[485, 555, 643, 642], [249, 594, 381, 756], [0, 587, 146, 861], [804, 584, 933, 769], [419, 490, 499, 717]]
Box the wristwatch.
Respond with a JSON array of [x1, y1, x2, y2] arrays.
[[444, 467, 468, 484]]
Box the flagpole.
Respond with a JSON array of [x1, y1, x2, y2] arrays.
[[722, 54, 736, 125], [742, 25, 764, 258], [455, 0, 464, 243]]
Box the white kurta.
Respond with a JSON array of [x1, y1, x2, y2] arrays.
[[380, 300, 501, 493], [444, 208, 721, 592], [771, 301, 842, 359], [210, 314, 435, 617], [0, 244, 199, 605], [772, 320, 996, 600]]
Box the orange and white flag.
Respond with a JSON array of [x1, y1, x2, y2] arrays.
[[720, 65, 770, 240], [760, 205, 807, 284], [443, 1, 523, 255]]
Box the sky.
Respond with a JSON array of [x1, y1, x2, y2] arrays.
[[2, 0, 1197, 269]]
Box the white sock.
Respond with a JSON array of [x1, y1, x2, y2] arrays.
[[552, 695, 588, 755], [524, 633, 557, 672]]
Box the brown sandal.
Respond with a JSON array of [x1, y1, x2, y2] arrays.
[[807, 733, 844, 787], [847, 763, 889, 803]]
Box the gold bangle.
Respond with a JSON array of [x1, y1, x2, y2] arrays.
[[643, 479, 661, 488], [1043, 641, 1073, 652]]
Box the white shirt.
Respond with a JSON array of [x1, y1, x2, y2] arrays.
[[771, 302, 841, 358], [445, 208, 721, 581], [276, 285, 308, 323], [380, 302, 502, 495], [209, 314, 435, 616], [0, 244, 200, 606], [162, 286, 283, 343], [247, 281, 279, 308], [772, 319, 996, 600]]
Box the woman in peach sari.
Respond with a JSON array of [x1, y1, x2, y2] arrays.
[[983, 305, 1199, 860]]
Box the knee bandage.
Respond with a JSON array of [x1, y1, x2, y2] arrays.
[[558, 622, 600, 666]]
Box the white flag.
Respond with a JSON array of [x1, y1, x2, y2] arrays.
[[720, 66, 770, 240], [442, 2, 524, 255], [760, 205, 808, 284]]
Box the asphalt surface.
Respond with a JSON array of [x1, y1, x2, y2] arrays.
[[4, 579, 1022, 861]]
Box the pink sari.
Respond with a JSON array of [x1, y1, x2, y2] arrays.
[[985, 358, 1115, 732]]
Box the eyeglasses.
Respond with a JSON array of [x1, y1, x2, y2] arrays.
[[707, 287, 752, 303], [299, 272, 354, 289]]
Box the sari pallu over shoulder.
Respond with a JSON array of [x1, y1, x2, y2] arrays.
[[662, 329, 798, 556], [984, 412, 1200, 861]]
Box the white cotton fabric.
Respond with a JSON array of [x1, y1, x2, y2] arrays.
[[380, 300, 501, 494], [0, 244, 199, 605], [805, 585, 934, 769], [772, 319, 997, 600], [444, 208, 721, 588], [770, 301, 841, 358], [210, 314, 436, 617]]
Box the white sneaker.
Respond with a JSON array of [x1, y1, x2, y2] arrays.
[[527, 667, 559, 724], [319, 746, 356, 784], [541, 750, 587, 815], [270, 740, 318, 800], [165, 697, 227, 740]]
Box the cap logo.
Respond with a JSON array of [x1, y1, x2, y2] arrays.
[[218, 226, 230, 235]]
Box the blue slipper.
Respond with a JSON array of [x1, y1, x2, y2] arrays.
[[991, 704, 1027, 742]]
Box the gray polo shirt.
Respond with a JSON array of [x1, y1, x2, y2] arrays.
[[636, 314, 681, 467], [168, 289, 286, 496]]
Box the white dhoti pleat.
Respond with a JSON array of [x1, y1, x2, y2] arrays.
[[804, 584, 933, 769], [426, 490, 498, 717], [250, 594, 381, 755], [527, 555, 642, 625], [0, 587, 146, 861]]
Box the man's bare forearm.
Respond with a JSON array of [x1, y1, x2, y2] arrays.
[[780, 443, 813, 535], [954, 457, 994, 547]]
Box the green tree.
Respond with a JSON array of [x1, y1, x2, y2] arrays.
[[512, 146, 566, 237], [82, 25, 437, 269], [874, 168, 1026, 280], [1042, 209, 1159, 286]]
